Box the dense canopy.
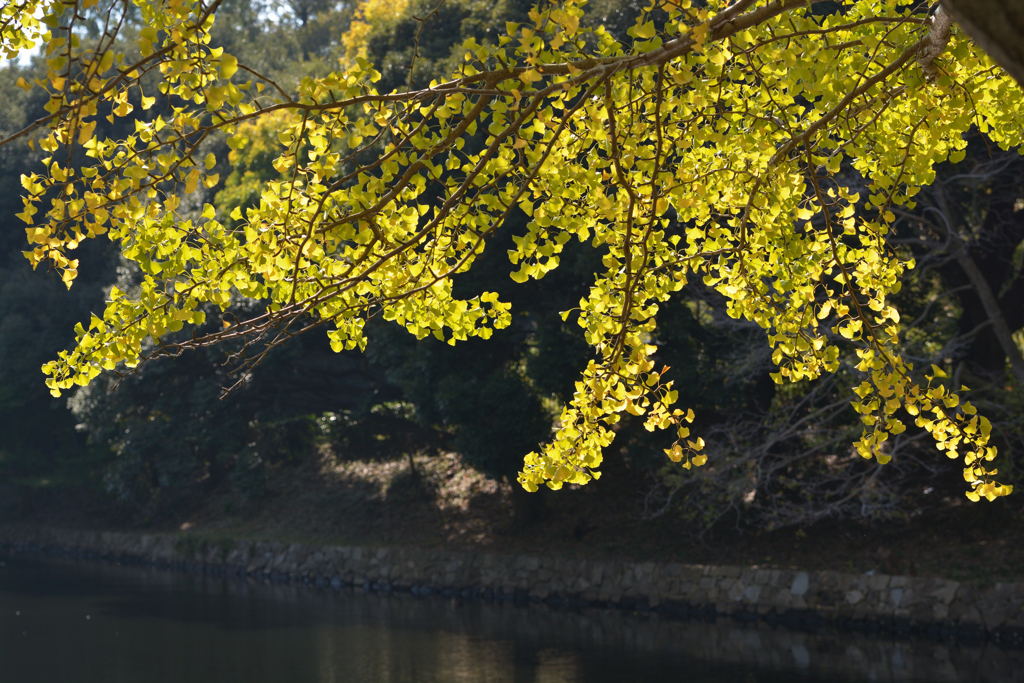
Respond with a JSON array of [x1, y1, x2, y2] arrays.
[[2, 0, 1022, 501]]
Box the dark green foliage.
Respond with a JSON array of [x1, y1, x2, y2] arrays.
[[209, 0, 352, 73], [361, 207, 601, 481], [0, 64, 119, 497], [368, 327, 552, 481], [366, 0, 537, 93], [231, 448, 269, 499], [69, 324, 383, 508], [0, 0, 378, 513], [326, 401, 442, 462]]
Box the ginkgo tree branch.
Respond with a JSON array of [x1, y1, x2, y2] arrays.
[[2, 0, 1022, 504]]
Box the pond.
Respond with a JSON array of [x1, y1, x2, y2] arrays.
[[0, 553, 1020, 683]]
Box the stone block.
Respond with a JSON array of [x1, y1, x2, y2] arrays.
[[867, 574, 891, 591], [981, 602, 1010, 630], [710, 565, 741, 579], [680, 566, 704, 581], [814, 571, 837, 590], [1004, 604, 1024, 628], [902, 587, 923, 608], [836, 574, 856, 591], [931, 580, 960, 605], [687, 586, 708, 603], [790, 572, 809, 596], [762, 586, 788, 608]]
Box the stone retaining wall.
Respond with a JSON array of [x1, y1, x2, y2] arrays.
[[2, 524, 1022, 644]]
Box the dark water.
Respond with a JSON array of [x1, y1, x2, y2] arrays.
[[0, 554, 1021, 683]]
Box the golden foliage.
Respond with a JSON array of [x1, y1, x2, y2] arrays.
[[3, 0, 1021, 502]]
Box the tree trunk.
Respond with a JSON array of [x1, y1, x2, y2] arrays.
[[948, 233, 1024, 385], [942, 0, 1024, 85]]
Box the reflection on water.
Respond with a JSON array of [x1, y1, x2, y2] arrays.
[[0, 554, 1020, 683]]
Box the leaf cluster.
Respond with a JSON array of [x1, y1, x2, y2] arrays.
[[3, 0, 1023, 504]]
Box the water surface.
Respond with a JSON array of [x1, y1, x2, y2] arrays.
[[0, 554, 1020, 682]]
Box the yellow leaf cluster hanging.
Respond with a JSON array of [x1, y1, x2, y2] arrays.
[[3, 0, 1022, 503]]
